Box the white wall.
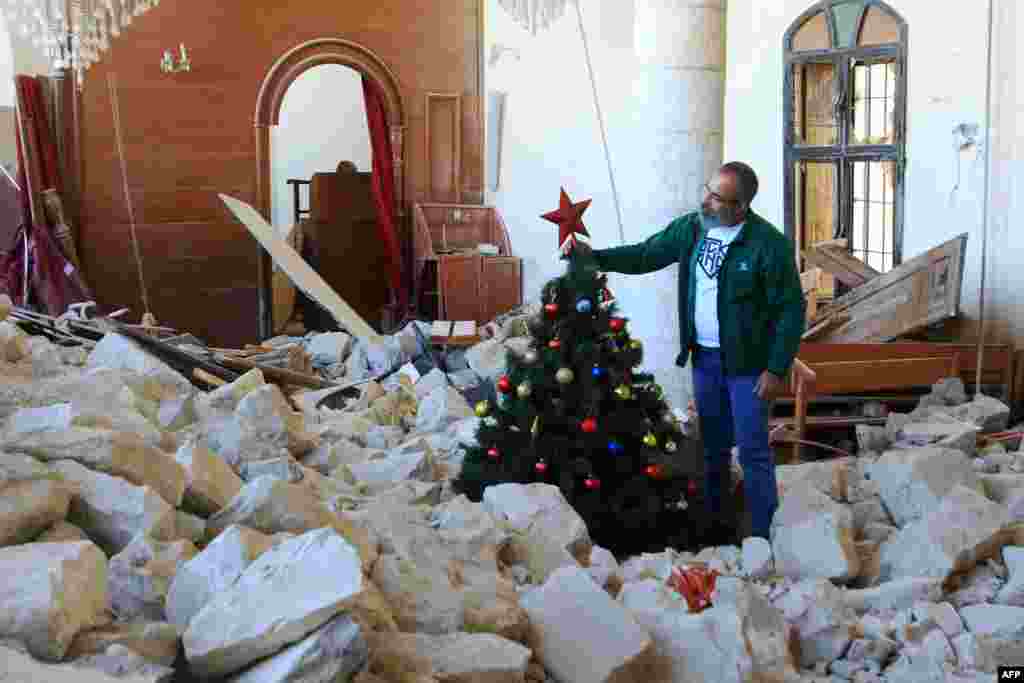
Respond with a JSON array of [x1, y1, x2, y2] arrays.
[[724, 0, 1022, 348], [270, 64, 371, 233], [486, 0, 725, 407], [0, 14, 16, 106]]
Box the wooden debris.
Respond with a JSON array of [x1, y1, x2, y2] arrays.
[[215, 355, 335, 390], [219, 194, 381, 342], [193, 368, 227, 387], [113, 323, 240, 385], [804, 234, 968, 343], [802, 238, 880, 288]]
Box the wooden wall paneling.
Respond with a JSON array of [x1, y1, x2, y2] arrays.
[[425, 92, 462, 203], [439, 253, 480, 322], [480, 256, 522, 324], [75, 0, 484, 347]]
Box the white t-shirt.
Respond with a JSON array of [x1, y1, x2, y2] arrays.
[[694, 224, 743, 348]]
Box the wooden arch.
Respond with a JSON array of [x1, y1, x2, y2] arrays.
[[252, 38, 405, 338]]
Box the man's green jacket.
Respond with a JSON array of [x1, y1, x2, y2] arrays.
[[593, 211, 806, 378]]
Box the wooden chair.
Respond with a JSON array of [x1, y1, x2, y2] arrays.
[[781, 358, 817, 464]]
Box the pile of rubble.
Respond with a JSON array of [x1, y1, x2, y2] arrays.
[[2, 302, 1024, 682]]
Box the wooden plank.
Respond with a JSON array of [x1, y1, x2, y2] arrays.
[[219, 194, 381, 342], [812, 234, 968, 343], [797, 357, 957, 395], [802, 243, 880, 288], [426, 93, 462, 203], [216, 354, 335, 390]]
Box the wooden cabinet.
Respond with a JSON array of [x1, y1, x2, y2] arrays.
[[413, 202, 522, 324]]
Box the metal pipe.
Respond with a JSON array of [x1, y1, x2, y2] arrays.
[[975, 0, 995, 396]]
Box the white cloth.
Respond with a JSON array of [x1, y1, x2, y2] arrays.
[[694, 224, 743, 348]]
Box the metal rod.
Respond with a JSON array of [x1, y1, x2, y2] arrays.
[[975, 0, 995, 396]]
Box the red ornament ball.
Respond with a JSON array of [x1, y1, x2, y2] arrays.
[[687, 480, 698, 497], [645, 464, 662, 479], [535, 460, 548, 474], [544, 303, 559, 319], [548, 338, 562, 350], [609, 317, 626, 333], [584, 476, 601, 490], [497, 376, 513, 394], [487, 447, 500, 460], [581, 417, 598, 433]]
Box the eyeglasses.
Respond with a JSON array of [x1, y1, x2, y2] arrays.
[[704, 183, 741, 206]]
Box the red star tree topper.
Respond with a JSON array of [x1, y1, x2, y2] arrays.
[[541, 187, 591, 254]]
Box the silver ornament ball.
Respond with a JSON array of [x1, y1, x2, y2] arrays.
[[556, 367, 575, 384]]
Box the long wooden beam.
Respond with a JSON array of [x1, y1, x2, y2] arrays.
[[220, 194, 382, 343]]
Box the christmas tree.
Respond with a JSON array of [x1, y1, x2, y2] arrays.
[[453, 189, 700, 557]]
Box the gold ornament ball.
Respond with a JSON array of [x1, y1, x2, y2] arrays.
[[665, 440, 678, 453], [517, 382, 533, 399], [643, 432, 658, 448], [474, 401, 490, 417], [629, 340, 643, 351], [614, 385, 632, 400], [556, 367, 575, 384]]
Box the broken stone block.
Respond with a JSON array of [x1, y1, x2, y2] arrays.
[[856, 425, 890, 454], [173, 439, 242, 518], [772, 579, 856, 668], [980, 473, 1024, 504], [227, 614, 367, 683], [304, 437, 376, 474], [0, 320, 28, 361], [520, 566, 652, 683], [340, 447, 435, 494], [0, 541, 110, 661], [880, 485, 1011, 582], [776, 458, 852, 502], [465, 337, 509, 384], [237, 455, 305, 483], [588, 545, 622, 592], [415, 385, 473, 434], [166, 525, 280, 629], [306, 331, 353, 366], [205, 476, 340, 540], [483, 483, 592, 564], [851, 497, 893, 532], [4, 401, 75, 435], [364, 631, 529, 683], [68, 621, 182, 667], [108, 533, 198, 621], [236, 384, 315, 454], [862, 523, 898, 544], [741, 536, 774, 579], [195, 368, 265, 421], [414, 367, 449, 399], [54, 460, 179, 555], [0, 478, 73, 546], [6, 428, 187, 507], [951, 394, 1011, 433], [960, 604, 1024, 640], [897, 418, 979, 455], [38, 520, 89, 543], [318, 413, 376, 447], [1, 640, 173, 683], [842, 578, 943, 612], [949, 562, 1006, 609], [0, 452, 62, 483], [0, 293, 9, 320], [770, 485, 859, 582], [995, 546, 1024, 606], [869, 447, 981, 527], [911, 601, 963, 638], [183, 527, 363, 678]]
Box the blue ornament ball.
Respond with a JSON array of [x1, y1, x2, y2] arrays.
[[608, 440, 624, 454], [576, 298, 593, 314], [592, 365, 604, 378]]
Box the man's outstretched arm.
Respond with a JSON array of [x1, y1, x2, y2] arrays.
[[581, 216, 689, 275]]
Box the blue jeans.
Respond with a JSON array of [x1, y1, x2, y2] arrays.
[[691, 346, 778, 540]]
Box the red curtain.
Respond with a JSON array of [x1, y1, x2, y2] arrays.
[[0, 76, 88, 314], [361, 75, 406, 311]]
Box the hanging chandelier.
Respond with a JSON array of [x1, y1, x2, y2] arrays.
[[0, 0, 160, 83]]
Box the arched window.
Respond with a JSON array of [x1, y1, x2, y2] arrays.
[[784, 1, 907, 289]]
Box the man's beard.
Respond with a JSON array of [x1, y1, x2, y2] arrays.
[[701, 205, 741, 230]]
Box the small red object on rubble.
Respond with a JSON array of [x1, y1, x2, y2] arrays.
[[666, 564, 720, 613]]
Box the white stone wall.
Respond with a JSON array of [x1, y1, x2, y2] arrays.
[[724, 0, 1023, 351], [486, 0, 727, 408]]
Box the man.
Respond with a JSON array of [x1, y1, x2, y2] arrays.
[[574, 162, 805, 542]]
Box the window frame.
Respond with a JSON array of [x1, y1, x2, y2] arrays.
[[783, 0, 909, 271]]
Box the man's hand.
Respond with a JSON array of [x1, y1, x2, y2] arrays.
[[754, 371, 784, 400], [561, 238, 593, 260]]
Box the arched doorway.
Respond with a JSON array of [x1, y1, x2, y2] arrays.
[[253, 38, 405, 339]]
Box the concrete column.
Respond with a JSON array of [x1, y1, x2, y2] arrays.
[[616, 0, 726, 410]]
